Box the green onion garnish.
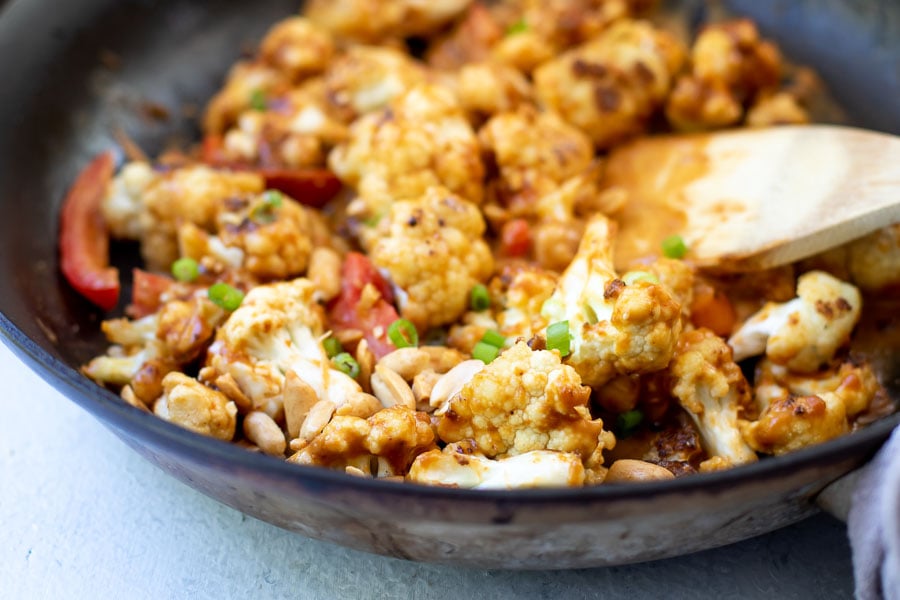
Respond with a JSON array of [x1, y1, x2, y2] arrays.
[[387, 318, 418, 348], [469, 284, 491, 311], [623, 270, 660, 286], [249, 89, 267, 111], [322, 336, 342, 358], [171, 257, 200, 282], [546, 320, 571, 357], [207, 282, 244, 311], [480, 329, 505, 348], [332, 352, 360, 378], [506, 19, 528, 35], [661, 234, 688, 259], [250, 190, 284, 224], [615, 409, 644, 438], [472, 341, 500, 364]]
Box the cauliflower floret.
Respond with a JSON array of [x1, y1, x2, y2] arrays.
[[533, 19, 686, 148], [665, 19, 785, 131], [305, 0, 472, 42], [84, 297, 227, 404], [154, 372, 238, 441], [740, 392, 849, 456], [752, 357, 881, 420], [728, 271, 862, 373], [136, 166, 265, 271], [669, 328, 758, 468], [454, 62, 534, 120], [425, 2, 504, 70], [492, 263, 558, 340], [203, 61, 292, 135], [745, 91, 810, 127], [257, 17, 336, 81], [409, 442, 586, 488], [329, 83, 485, 225], [178, 191, 315, 282], [288, 406, 437, 477], [204, 278, 364, 419], [541, 215, 683, 387], [437, 341, 615, 471], [102, 161, 156, 240], [323, 45, 428, 122], [368, 186, 493, 330], [846, 224, 900, 292]]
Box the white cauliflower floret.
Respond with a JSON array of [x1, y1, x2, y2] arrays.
[[533, 19, 686, 148], [204, 278, 363, 419], [728, 271, 862, 373], [409, 442, 586, 488], [454, 62, 533, 119], [669, 328, 758, 468], [178, 191, 315, 282], [329, 83, 485, 225], [541, 214, 683, 387], [306, 0, 472, 42], [437, 341, 614, 473], [154, 372, 238, 441], [368, 186, 493, 330], [491, 263, 558, 341], [111, 165, 264, 272], [288, 406, 437, 477]]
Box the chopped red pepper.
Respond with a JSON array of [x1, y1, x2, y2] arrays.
[[500, 218, 531, 257], [328, 252, 399, 359], [259, 168, 342, 209], [127, 268, 175, 319], [59, 152, 120, 311]]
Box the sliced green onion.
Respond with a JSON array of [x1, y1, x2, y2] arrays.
[[661, 234, 688, 259], [322, 336, 343, 358], [332, 352, 360, 378], [362, 208, 387, 228], [469, 284, 491, 311], [623, 270, 660, 286], [506, 19, 528, 35], [546, 320, 571, 357], [250, 190, 284, 224], [207, 282, 244, 311], [171, 257, 200, 282], [472, 341, 500, 364], [387, 318, 418, 348], [249, 89, 267, 111], [480, 329, 506, 348], [615, 409, 644, 438]]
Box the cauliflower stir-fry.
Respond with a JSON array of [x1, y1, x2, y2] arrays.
[[72, 3, 893, 489]]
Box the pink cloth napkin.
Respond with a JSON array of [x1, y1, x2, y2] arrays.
[[848, 426, 900, 599]]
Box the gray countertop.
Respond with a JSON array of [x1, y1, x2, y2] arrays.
[[0, 340, 855, 599]]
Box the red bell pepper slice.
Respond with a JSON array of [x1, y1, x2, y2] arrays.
[[500, 218, 531, 258], [328, 252, 400, 359], [127, 268, 175, 318], [259, 168, 342, 209], [59, 152, 120, 311]]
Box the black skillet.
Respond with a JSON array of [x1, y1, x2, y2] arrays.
[[0, 0, 898, 567]]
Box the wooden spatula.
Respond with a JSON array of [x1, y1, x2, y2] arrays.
[[604, 125, 900, 272]]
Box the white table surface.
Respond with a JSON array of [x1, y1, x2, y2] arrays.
[[0, 339, 857, 599]]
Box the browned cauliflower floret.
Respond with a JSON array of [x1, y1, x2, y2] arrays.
[[154, 372, 238, 441], [409, 442, 587, 488], [288, 406, 437, 477], [203, 18, 334, 134], [103, 165, 265, 272], [752, 357, 881, 420], [454, 62, 534, 120], [669, 328, 758, 468], [436, 341, 615, 471], [665, 19, 790, 131], [305, 0, 472, 42], [426, 2, 505, 70], [330, 83, 485, 225], [740, 392, 849, 456], [728, 271, 862, 373], [204, 278, 366, 420], [83, 297, 227, 405], [368, 186, 493, 330], [846, 224, 900, 292], [541, 215, 683, 387], [492, 263, 558, 340], [745, 91, 810, 127], [178, 190, 315, 282], [533, 19, 686, 148]]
